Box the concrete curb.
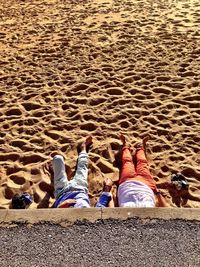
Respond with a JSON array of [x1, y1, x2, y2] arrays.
[[0, 208, 200, 226]]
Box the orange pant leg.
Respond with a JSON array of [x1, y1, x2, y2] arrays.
[[119, 147, 135, 185], [135, 148, 157, 191]]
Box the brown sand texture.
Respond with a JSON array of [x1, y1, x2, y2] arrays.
[[0, 0, 199, 209]]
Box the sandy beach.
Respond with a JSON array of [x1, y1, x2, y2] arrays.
[[0, 0, 200, 208]]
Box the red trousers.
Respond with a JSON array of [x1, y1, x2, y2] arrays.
[[119, 146, 157, 191]]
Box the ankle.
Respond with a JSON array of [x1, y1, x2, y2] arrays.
[[135, 143, 143, 149]]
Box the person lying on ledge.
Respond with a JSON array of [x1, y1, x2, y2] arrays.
[[117, 134, 167, 208], [96, 177, 115, 208], [52, 136, 92, 208]]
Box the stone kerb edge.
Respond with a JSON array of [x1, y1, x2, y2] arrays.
[[0, 208, 200, 226]]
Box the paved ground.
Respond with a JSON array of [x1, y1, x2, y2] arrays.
[[0, 218, 200, 267]]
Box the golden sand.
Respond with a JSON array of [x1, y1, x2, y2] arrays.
[[0, 0, 199, 209]]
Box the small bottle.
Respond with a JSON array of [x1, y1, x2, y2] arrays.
[[96, 192, 112, 208]]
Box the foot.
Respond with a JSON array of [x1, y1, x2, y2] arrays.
[[142, 135, 149, 148], [135, 135, 150, 150], [103, 177, 113, 192], [80, 136, 93, 151], [120, 134, 127, 146]]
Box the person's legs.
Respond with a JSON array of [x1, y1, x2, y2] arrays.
[[135, 139, 157, 190], [71, 151, 89, 193], [135, 148, 151, 176], [119, 146, 136, 184], [119, 134, 135, 185], [52, 155, 69, 198], [70, 136, 92, 194]]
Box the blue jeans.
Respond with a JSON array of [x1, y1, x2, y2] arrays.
[[52, 152, 88, 199]]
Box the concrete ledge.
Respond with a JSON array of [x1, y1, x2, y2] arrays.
[[0, 208, 101, 224], [101, 208, 200, 221], [0, 208, 200, 225]]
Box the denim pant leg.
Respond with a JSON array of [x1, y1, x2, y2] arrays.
[[70, 151, 88, 194], [53, 155, 69, 198]]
